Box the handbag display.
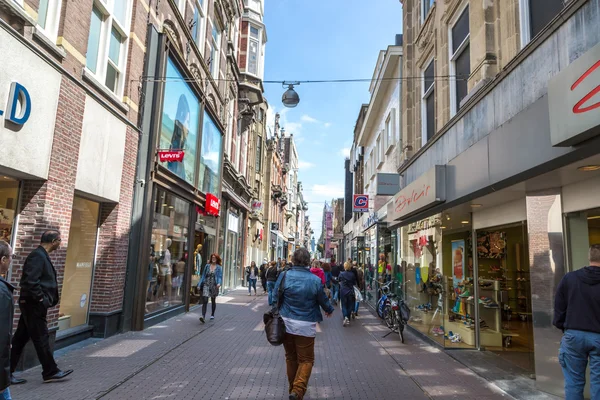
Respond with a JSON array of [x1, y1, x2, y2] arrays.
[[263, 271, 287, 346]]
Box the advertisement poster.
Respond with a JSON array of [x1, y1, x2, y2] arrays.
[[160, 58, 199, 185], [452, 240, 465, 288], [198, 110, 223, 195]]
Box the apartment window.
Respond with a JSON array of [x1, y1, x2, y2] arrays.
[[37, 0, 62, 42], [192, 0, 206, 53], [209, 19, 222, 79], [248, 25, 260, 75], [422, 0, 435, 22], [422, 60, 435, 144], [177, 0, 186, 15], [385, 109, 396, 154], [369, 150, 375, 179], [519, 0, 565, 47], [86, 1, 132, 96], [377, 134, 384, 169], [256, 136, 263, 172], [449, 5, 470, 115]]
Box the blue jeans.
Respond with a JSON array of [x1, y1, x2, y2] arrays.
[[354, 300, 360, 313], [331, 283, 339, 303], [559, 329, 600, 400], [267, 281, 276, 306], [341, 294, 355, 319], [1, 388, 12, 400], [248, 278, 257, 293]]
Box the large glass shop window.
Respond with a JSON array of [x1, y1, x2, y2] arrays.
[[0, 176, 18, 280], [159, 58, 200, 185], [58, 197, 100, 332], [146, 188, 190, 314], [199, 110, 223, 196]]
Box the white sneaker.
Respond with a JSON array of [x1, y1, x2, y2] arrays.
[[210, 316, 215, 320], [343, 317, 349, 326]]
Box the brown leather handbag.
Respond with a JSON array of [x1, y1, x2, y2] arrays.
[[263, 272, 287, 346]]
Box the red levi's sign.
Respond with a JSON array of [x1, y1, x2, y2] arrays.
[[158, 150, 185, 162], [205, 193, 220, 216]]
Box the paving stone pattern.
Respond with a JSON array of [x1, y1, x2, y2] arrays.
[[10, 290, 513, 399]]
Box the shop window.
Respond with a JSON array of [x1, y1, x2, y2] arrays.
[[422, 60, 435, 145], [519, 0, 565, 48], [449, 6, 470, 116], [199, 110, 223, 196], [146, 188, 190, 315], [0, 177, 19, 280], [58, 197, 99, 332], [37, 0, 62, 42], [566, 208, 600, 271], [159, 58, 200, 185], [85, 0, 133, 96]]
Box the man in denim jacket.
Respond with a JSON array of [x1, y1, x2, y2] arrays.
[[274, 248, 334, 400]]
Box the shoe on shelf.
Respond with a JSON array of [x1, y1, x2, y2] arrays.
[[11, 374, 27, 385], [43, 369, 73, 383]]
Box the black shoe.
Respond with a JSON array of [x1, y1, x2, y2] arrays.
[[289, 393, 299, 400], [199, 316, 205, 323], [11, 374, 27, 385], [43, 369, 73, 383]]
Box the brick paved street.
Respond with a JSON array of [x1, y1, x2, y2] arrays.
[[10, 290, 515, 400]]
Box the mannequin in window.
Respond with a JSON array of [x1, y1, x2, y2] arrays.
[[174, 255, 186, 297], [158, 238, 173, 306]]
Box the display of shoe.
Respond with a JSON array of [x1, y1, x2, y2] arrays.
[[459, 290, 471, 298], [484, 302, 499, 308], [450, 334, 462, 343]]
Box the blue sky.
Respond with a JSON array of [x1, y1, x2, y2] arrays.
[[263, 0, 403, 239]]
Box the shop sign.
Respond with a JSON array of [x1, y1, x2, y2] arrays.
[[158, 150, 185, 163], [362, 212, 378, 229], [375, 173, 400, 196], [251, 200, 263, 211], [205, 193, 220, 216], [271, 222, 279, 231], [549, 42, 600, 146], [0, 82, 32, 125], [388, 165, 446, 221], [352, 194, 369, 212]]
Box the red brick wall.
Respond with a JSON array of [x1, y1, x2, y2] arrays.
[[10, 77, 86, 328]]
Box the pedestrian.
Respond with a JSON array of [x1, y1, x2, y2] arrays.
[[197, 253, 223, 323], [259, 258, 268, 295], [352, 262, 364, 318], [331, 261, 341, 305], [322, 262, 332, 290], [310, 260, 325, 286], [246, 261, 259, 296], [10, 230, 73, 383], [553, 244, 600, 400], [266, 261, 278, 306], [1, 241, 15, 400], [274, 247, 334, 400], [339, 261, 357, 327]]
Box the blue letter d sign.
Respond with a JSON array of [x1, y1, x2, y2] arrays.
[[7, 82, 31, 125]]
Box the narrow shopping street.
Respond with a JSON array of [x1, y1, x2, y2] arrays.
[[10, 290, 520, 400]]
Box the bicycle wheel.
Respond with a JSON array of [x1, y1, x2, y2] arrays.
[[398, 321, 405, 343], [383, 304, 394, 329]]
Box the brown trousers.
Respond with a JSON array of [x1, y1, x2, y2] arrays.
[[283, 333, 315, 399]]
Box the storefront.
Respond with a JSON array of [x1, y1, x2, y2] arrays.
[[218, 203, 245, 291]]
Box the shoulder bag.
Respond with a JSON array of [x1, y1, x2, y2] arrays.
[[263, 271, 287, 346]]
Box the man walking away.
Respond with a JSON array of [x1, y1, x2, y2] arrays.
[[259, 258, 268, 294], [554, 244, 600, 400], [10, 230, 73, 384], [1, 241, 15, 399], [266, 261, 279, 306], [331, 262, 341, 305]]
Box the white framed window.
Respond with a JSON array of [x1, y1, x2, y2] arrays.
[[192, 0, 206, 54], [247, 24, 261, 76], [421, 0, 435, 23], [208, 18, 222, 79], [177, 0, 186, 15], [85, 0, 132, 97], [449, 4, 470, 116], [369, 150, 375, 179], [421, 59, 435, 146], [37, 0, 62, 42], [519, 0, 565, 48], [377, 134, 384, 169], [385, 109, 396, 154]]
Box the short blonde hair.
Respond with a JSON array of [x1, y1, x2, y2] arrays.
[[343, 261, 352, 271]]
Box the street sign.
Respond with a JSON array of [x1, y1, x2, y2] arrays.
[[353, 194, 369, 212]]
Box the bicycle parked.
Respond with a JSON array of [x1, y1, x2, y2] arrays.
[[377, 280, 410, 343]]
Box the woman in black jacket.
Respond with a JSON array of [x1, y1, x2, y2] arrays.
[[265, 261, 279, 306], [258, 259, 268, 295], [339, 261, 357, 327], [245, 261, 259, 296]]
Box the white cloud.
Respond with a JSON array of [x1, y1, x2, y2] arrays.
[[298, 160, 315, 170], [301, 115, 320, 123], [339, 147, 351, 157], [324, 122, 332, 128]]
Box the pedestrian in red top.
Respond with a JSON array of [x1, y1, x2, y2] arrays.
[[310, 260, 325, 286]]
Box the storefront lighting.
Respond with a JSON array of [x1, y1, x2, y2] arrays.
[[446, 215, 450, 220], [162, 203, 168, 207], [461, 220, 470, 224], [470, 204, 482, 208], [588, 215, 600, 220], [168, 206, 174, 209], [441, 226, 447, 229], [577, 165, 600, 171]]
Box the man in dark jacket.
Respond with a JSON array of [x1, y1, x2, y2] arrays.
[[10, 230, 73, 384], [266, 261, 279, 306], [330, 262, 341, 305], [553, 244, 600, 400], [1, 241, 14, 399]]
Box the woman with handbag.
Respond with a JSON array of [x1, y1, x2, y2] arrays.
[[339, 261, 357, 327], [274, 248, 334, 400], [197, 253, 223, 323]]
